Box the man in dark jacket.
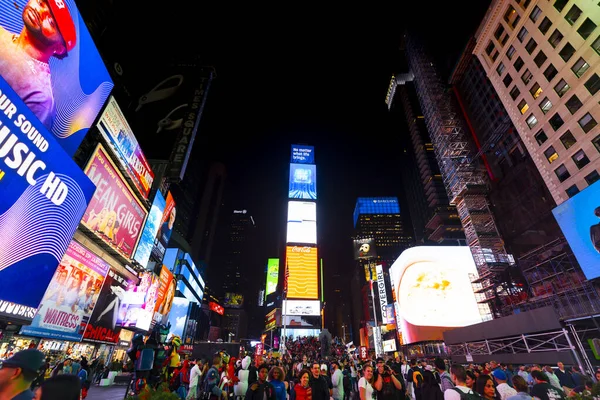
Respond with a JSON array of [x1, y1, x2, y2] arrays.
[[555, 362, 575, 390], [245, 364, 275, 400], [310, 362, 331, 400]]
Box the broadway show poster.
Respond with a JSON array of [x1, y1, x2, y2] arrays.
[[153, 265, 175, 326], [0, 0, 113, 156], [133, 191, 166, 268], [116, 271, 159, 332], [83, 267, 134, 344], [81, 144, 148, 259], [150, 192, 176, 263], [21, 241, 109, 341], [0, 77, 96, 309]]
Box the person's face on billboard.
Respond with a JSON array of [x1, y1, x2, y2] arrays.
[[168, 208, 176, 228], [22, 0, 66, 54]]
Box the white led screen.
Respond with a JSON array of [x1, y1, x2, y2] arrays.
[[286, 201, 317, 244]]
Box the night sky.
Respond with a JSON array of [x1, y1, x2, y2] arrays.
[[104, 1, 491, 327]]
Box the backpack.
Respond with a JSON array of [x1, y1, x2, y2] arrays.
[[450, 387, 485, 400], [412, 370, 423, 389], [440, 373, 454, 389], [199, 367, 219, 400], [381, 375, 396, 399]]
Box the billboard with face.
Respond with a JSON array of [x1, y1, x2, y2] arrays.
[[133, 191, 166, 268], [289, 163, 317, 199], [0, 79, 96, 309], [0, 0, 113, 155], [151, 192, 176, 263], [389, 246, 484, 344]]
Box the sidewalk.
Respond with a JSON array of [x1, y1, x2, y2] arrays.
[[86, 384, 129, 400]]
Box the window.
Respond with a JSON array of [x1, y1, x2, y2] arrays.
[[518, 27, 529, 42], [578, 18, 597, 39], [535, 130, 548, 145], [594, 134, 600, 152], [548, 29, 564, 48], [485, 41, 498, 61], [554, 79, 570, 97], [565, 5, 583, 25], [578, 112, 598, 133], [549, 113, 565, 131], [566, 185, 580, 198], [510, 85, 521, 100], [518, 0, 531, 10], [554, 164, 571, 182], [526, 39, 538, 54], [518, 99, 530, 114], [585, 73, 600, 95], [506, 45, 516, 60], [522, 69, 533, 84], [544, 146, 559, 163], [534, 51, 547, 67], [539, 17, 553, 34], [554, 0, 568, 12], [558, 42, 576, 62], [529, 5, 542, 22], [544, 64, 558, 81], [559, 130, 577, 149], [530, 82, 543, 99], [539, 97, 553, 114], [496, 62, 506, 76], [572, 149, 590, 169], [526, 114, 538, 129], [565, 95, 583, 114], [585, 170, 600, 185], [593, 35, 600, 56], [504, 5, 521, 29], [572, 58, 590, 77], [503, 73, 513, 87], [494, 25, 506, 40], [514, 57, 525, 71]]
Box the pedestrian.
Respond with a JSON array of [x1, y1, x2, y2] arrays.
[[33, 374, 81, 400], [0, 349, 45, 400]]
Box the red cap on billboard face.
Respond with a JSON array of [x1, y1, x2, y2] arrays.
[[47, 0, 77, 53]]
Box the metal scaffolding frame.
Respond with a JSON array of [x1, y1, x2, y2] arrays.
[[404, 33, 514, 319]]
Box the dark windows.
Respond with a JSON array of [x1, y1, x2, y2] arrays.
[[585, 170, 600, 185], [543, 64, 558, 81], [584, 73, 600, 95], [565, 5, 583, 25], [548, 29, 564, 47], [526, 38, 538, 55], [496, 62, 506, 76], [572, 57, 590, 77], [593, 134, 600, 152], [554, 79, 570, 97], [554, 0, 568, 12], [535, 130, 548, 145], [592, 35, 600, 56], [539, 17, 553, 34], [530, 82, 543, 99], [510, 85, 521, 100], [504, 5, 521, 29], [526, 114, 538, 129], [506, 45, 516, 60], [518, 27, 529, 42], [544, 146, 559, 163], [577, 18, 597, 39], [530, 5, 542, 21], [539, 97, 553, 114], [572, 149, 590, 169], [503, 73, 514, 87], [558, 42, 576, 62], [578, 113, 598, 133], [549, 113, 565, 131], [565, 185, 580, 197], [514, 57, 525, 71], [518, 99, 530, 114], [486, 41, 498, 61], [534, 50, 547, 67], [559, 130, 577, 149], [522, 69, 533, 84], [494, 25, 506, 40], [565, 95, 583, 114], [554, 164, 571, 182]]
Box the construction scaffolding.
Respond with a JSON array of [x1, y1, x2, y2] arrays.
[[404, 33, 515, 319]]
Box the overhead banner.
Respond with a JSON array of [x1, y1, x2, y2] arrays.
[[0, 79, 96, 308], [97, 97, 154, 199], [0, 0, 113, 155], [21, 240, 109, 341], [375, 265, 389, 324], [266, 258, 279, 295], [353, 238, 377, 260], [151, 191, 176, 263], [133, 191, 166, 268], [81, 144, 148, 259], [285, 246, 319, 300]]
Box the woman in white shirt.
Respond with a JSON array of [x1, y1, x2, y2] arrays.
[[359, 365, 375, 400]]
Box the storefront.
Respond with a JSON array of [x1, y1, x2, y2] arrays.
[[0, 334, 38, 359], [37, 339, 96, 362]]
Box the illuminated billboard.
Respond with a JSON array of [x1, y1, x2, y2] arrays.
[[167, 296, 190, 339], [97, 97, 154, 199], [353, 238, 377, 260], [224, 293, 244, 308], [553, 180, 600, 280], [0, 79, 96, 309], [287, 201, 317, 244], [354, 197, 400, 227], [266, 258, 279, 295], [151, 192, 176, 262], [389, 246, 483, 344], [286, 246, 319, 299], [133, 191, 166, 268], [289, 163, 317, 199], [0, 0, 113, 156], [282, 300, 320, 316], [81, 144, 148, 259], [291, 144, 314, 164]]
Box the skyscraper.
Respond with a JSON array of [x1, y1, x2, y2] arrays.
[[221, 209, 257, 295]]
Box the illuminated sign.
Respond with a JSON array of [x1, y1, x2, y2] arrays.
[[209, 301, 224, 315], [285, 246, 319, 299], [287, 201, 317, 244], [291, 144, 315, 164], [224, 293, 243, 308], [289, 163, 317, 199], [383, 339, 397, 352], [389, 246, 484, 344], [354, 197, 400, 227], [282, 300, 320, 316], [353, 238, 377, 260], [375, 265, 389, 324], [0, 300, 37, 320], [266, 258, 279, 295], [133, 191, 166, 267]]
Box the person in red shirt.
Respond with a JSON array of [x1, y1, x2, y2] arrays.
[[295, 369, 313, 400]]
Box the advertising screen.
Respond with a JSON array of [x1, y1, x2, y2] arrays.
[[153, 265, 175, 325], [553, 180, 600, 280], [287, 201, 317, 244], [285, 246, 319, 299], [266, 258, 279, 295], [209, 301, 224, 315], [81, 144, 148, 259], [353, 238, 377, 260], [291, 144, 314, 164], [97, 97, 154, 198], [389, 246, 483, 344], [166, 296, 190, 340], [83, 267, 135, 344], [21, 240, 109, 341], [283, 315, 321, 328], [282, 300, 320, 316], [0, 0, 113, 156], [0, 79, 96, 308], [116, 271, 159, 332], [224, 293, 243, 308], [133, 191, 166, 268], [289, 163, 317, 199], [151, 192, 176, 262]]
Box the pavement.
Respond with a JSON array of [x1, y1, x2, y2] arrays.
[[86, 384, 129, 400]]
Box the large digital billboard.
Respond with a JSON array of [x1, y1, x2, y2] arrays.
[[287, 201, 317, 244], [286, 246, 319, 299], [353, 238, 377, 260], [153, 265, 175, 326], [224, 293, 243, 308], [353, 197, 400, 227], [21, 240, 109, 341], [151, 192, 176, 262], [289, 163, 317, 199], [0, 79, 96, 308], [97, 97, 154, 199], [167, 296, 190, 340], [291, 144, 314, 164], [133, 191, 166, 268], [266, 258, 279, 295], [0, 0, 113, 156], [389, 246, 483, 344], [282, 300, 320, 316], [81, 144, 148, 259], [553, 180, 600, 280], [116, 271, 159, 332]]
